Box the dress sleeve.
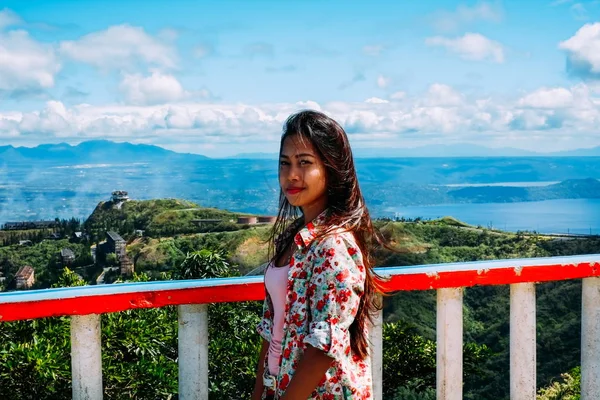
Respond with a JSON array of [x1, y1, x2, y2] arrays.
[[303, 233, 366, 359], [256, 293, 273, 342]]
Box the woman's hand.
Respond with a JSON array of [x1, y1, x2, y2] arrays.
[[279, 345, 333, 400]]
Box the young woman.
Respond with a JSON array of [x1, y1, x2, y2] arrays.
[[252, 110, 385, 400]]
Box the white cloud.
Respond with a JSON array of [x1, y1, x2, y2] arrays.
[[559, 23, 600, 78], [1, 83, 599, 152], [377, 74, 391, 88], [365, 97, 389, 104], [60, 24, 177, 71], [517, 87, 574, 109], [389, 91, 406, 101], [0, 8, 22, 30], [0, 29, 61, 91], [423, 83, 464, 107], [426, 33, 505, 63], [429, 1, 503, 32], [119, 72, 191, 105]]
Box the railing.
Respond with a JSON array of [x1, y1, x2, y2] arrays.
[[1, 254, 600, 399]]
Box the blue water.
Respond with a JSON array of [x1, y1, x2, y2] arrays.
[[391, 199, 600, 235]]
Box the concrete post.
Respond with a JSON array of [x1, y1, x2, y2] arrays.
[[368, 298, 383, 400], [178, 304, 209, 400], [436, 288, 463, 400], [71, 314, 103, 400], [582, 277, 600, 400], [510, 283, 536, 400]]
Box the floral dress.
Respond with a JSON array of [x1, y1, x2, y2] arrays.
[[256, 209, 372, 399]]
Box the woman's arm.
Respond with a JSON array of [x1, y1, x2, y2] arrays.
[[279, 345, 333, 400], [251, 339, 270, 400]]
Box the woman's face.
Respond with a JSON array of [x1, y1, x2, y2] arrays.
[[279, 135, 328, 219]]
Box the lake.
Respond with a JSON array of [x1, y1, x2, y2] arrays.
[[0, 160, 598, 235], [389, 198, 600, 235]]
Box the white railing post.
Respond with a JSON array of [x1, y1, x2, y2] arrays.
[[510, 283, 536, 400], [436, 287, 463, 400], [178, 304, 209, 400], [71, 314, 103, 400], [582, 277, 600, 400], [369, 297, 383, 400]]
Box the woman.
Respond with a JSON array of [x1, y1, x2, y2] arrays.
[[252, 110, 385, 400]]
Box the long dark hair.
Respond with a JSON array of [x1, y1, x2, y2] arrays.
[[268, 109, 388, 360]]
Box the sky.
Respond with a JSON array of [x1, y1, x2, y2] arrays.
[[1, 0, 600, 157]]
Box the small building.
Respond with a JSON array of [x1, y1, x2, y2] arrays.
[[257, 216, 277, 224], [111, 190, 129, 202], [2, 220, 56, 231], [15, 266, 35, 289], [106, 231, 126, 259], [134, 229, 145, 237], [18, 240, 33, 246], [71, 232, 89, 243], [90, 244, 97, 263], [48, 232, 62, 240], [61, 248, 76, 265], [120, 254, 134, 277], [237, 216, 258, 225]]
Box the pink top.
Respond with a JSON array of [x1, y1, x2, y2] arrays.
[[264, 262, 289, 376]]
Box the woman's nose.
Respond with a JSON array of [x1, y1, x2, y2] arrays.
[[287, 165, 301, 182]]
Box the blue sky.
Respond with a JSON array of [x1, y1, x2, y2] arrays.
[[1, 0, 600, 156]]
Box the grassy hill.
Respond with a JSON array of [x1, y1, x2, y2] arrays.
[[2, 198, 599, 399]]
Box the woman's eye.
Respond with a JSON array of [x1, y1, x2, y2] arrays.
[[299, 160, 312, 166], [279, 161, 289, 166]]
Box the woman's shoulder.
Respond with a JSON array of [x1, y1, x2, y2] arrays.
[[311, 229, 362, 258]]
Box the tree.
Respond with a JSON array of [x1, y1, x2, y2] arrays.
[[175, 248, 230, 280]]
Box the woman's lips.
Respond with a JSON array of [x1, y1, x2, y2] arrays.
[[286, 188, 304, 195]]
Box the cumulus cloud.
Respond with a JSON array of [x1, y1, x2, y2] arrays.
[[559, 23, 600, 79], [59, 24, 177, 71], [2, 83, 598, 150], [0, 29, 61, 92], [119, 72, 192, 105], [517, 87, 574, 109], [429, 1, 503, 32], [426, 33, 505, 63], [365, 97, 389, 104]]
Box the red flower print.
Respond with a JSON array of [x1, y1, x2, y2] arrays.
[[336, 270, 348, 282], [348, 247, 357, 256], [279, 374, 290, 390], [316, 299, 326, 311]]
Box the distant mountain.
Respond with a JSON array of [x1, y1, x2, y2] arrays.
[[447, 178, 600, 203], [0, 140, 209, 164], [549, 146, 600, 157]]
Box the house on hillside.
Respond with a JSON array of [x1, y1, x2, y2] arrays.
[[15, 266, 35, 289], [61, 248, 76, 265], [106, 231, 126, 259], [120, 254, 134, 277], [70, 231, 89, 243]]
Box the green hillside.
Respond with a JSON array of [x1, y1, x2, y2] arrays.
[[0, 199, 599, 399]]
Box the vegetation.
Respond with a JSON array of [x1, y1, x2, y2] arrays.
[[0, 199, 599, 399]]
